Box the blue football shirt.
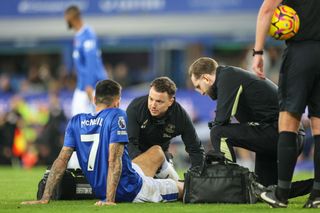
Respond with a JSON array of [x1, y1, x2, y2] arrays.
[[73, 25, 108, 91], [64, 108, 142, 202]]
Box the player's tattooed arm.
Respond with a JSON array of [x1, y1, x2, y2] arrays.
[[21, 146, 74, 205], [41, 146, 74, 201], [105, 143, 124, 205]]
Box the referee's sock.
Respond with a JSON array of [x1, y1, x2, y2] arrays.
[[276, 131, 298, 202], [310, 135, 320, 199]]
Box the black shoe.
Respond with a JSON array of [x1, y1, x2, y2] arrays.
[[259, 187, 288, 208], [303, 197, 320, 208]]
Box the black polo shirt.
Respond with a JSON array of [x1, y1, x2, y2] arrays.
[[209, 66, 279, 126], [126, 95, 205, 168]]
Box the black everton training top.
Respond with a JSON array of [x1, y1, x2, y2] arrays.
[[126, 95, 205, 169], [209, 66, 279, 126]]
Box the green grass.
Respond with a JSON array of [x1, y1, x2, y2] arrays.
[[0, 166, 318, 213]]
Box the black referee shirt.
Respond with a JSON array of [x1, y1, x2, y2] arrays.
[[209, 66, 279, 126], [283, 0, 320, 42], [126, 95, 205, 168]]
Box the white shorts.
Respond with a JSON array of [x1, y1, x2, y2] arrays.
[[132, 163, 179, 203], [71, 88, 95, 116], [67, 152, 81, 169]]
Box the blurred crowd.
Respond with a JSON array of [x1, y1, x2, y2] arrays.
[[0, 45, 315, 170], [0, 52, 154, 168]]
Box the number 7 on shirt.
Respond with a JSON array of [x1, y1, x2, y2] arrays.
[[81, 134, 100, 171]]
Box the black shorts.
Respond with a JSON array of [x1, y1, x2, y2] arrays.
[[278, 41, 320, 117]]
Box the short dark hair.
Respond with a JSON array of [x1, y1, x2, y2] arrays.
[[65, 5, 81, 19], [188, 57, 218, 79], [95, 80, 121, 106], [150, 77, 177, 97]]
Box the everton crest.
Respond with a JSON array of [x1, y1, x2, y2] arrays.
[[165, 124, 175, 134]]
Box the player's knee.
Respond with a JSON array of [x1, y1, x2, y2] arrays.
[[147, 145, 165, 163], [149, 145, 163, 153]]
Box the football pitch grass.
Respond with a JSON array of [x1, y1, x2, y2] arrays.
[[0, 166, 318, 213]]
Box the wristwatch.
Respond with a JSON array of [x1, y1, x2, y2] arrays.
[[252, 49, 264, 56]]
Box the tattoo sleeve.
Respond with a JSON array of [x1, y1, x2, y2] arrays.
[[41, 146, 74, 201], [106, 143, 124, 202]]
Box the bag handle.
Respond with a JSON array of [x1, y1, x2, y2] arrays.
[[205, 150, 233, 164]]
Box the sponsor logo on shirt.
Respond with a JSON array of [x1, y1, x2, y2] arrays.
[[83, 39, 96, 51], [163, 133, 171, 138], [81, 117, 103, 127], [117, 130, 127, 135], [141, 119, 148, 129]]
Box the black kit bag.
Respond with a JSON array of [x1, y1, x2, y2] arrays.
[[37, 167, 95, 200], [183, 151, 258, 204]]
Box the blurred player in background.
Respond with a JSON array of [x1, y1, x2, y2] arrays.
[[126, 77, 205, 181], [64, 5, 108, 116], [64, 5, 108, 168], [252, 0, 320, 208], [21, 79, 183, 206]]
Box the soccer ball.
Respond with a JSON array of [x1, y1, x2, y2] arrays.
[[269, 5, 300, 40]]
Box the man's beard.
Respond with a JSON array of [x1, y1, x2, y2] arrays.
[[67, 21, 72, 30], [206, 86, 217, 100]]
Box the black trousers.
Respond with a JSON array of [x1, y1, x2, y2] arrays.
[[210, 122, 280, 186]]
